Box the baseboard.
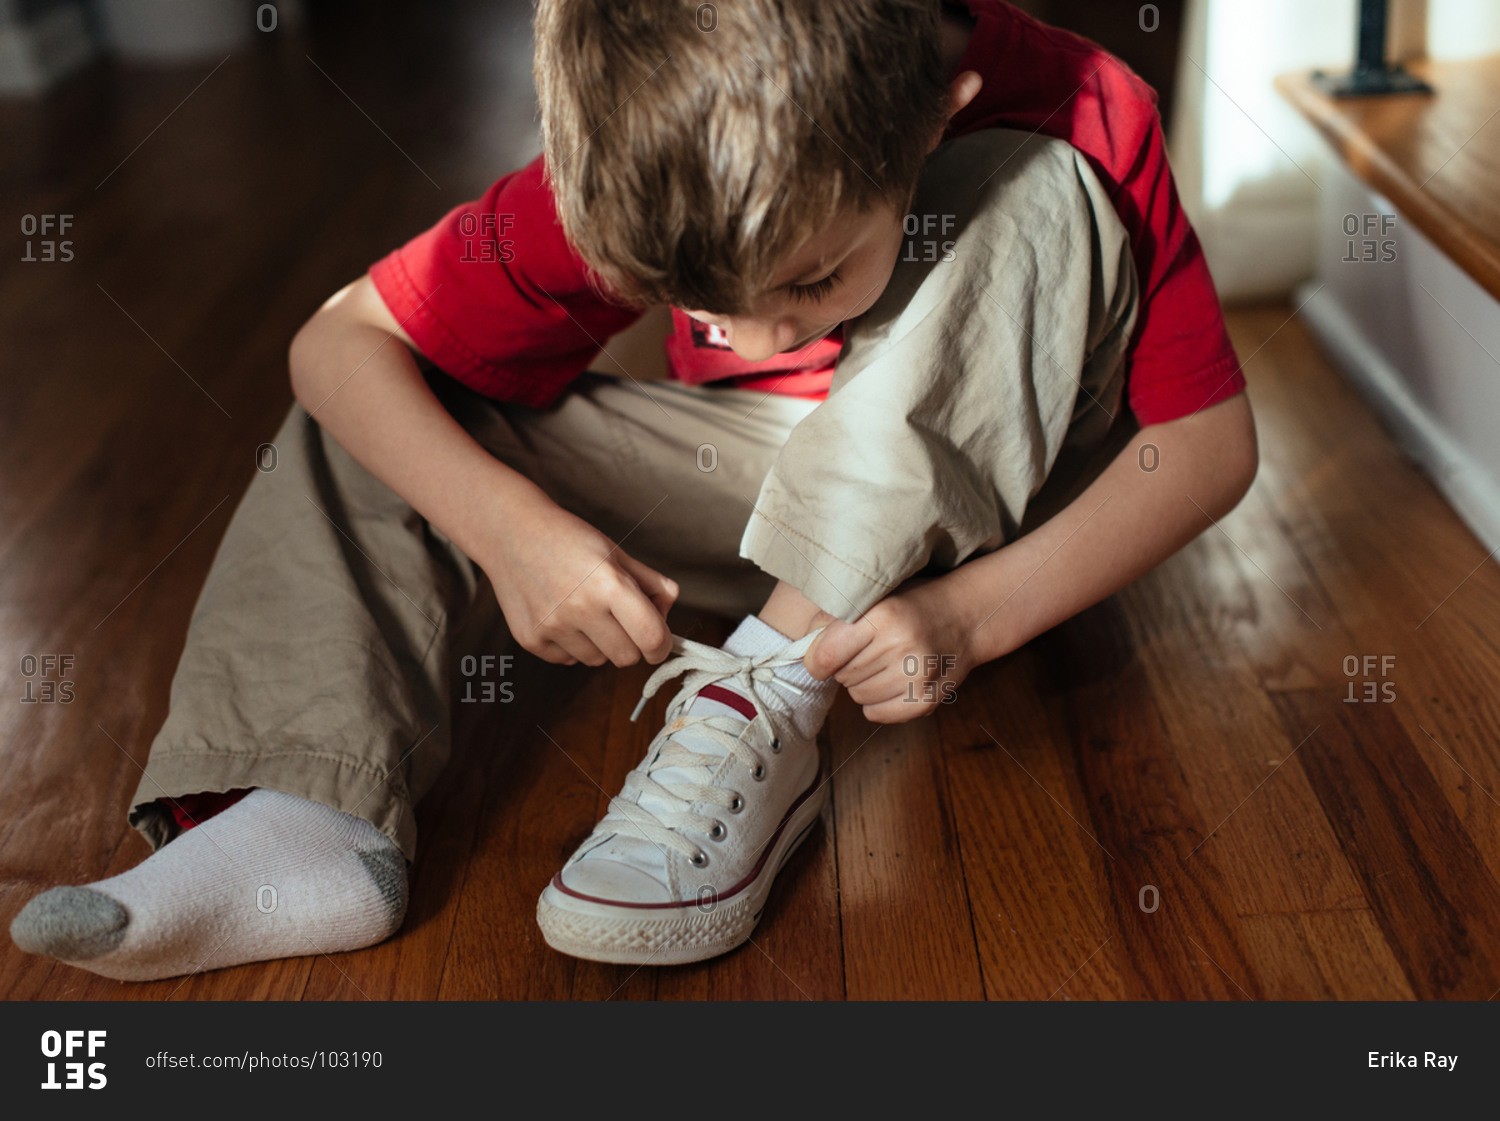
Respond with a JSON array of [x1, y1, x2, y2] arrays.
[[1297, 280, 1500, 554]]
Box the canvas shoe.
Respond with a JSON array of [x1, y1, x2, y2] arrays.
[[536, 629, 830, 965]]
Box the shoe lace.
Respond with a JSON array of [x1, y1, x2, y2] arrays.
[[592, 629, 823, 863]]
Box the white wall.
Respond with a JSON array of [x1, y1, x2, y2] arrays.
[[1300, 160, 1500, 552], [1429, 0, 1500, 59]]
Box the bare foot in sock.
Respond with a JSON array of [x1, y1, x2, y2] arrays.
[[10, 789, 407, 982]]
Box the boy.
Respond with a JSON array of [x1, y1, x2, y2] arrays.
[[11, 0, 1256, 975]]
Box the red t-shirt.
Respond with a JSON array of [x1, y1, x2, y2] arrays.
[[369, 0, 1243, 425]]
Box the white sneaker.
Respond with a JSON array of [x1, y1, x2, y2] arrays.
[[536, 630, 829, 965]]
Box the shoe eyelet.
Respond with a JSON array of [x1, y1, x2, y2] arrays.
[[709, 821, 727, 841], [771, 737, 782, 754], [729, 794, 744, 813], [690, 850, 709, 868], [752, 763, 766, 781]]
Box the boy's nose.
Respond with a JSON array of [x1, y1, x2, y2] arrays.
[[723, 316, 797, 362]]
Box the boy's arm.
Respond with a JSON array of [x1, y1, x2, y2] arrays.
[[287, 275, 677, 668], [806, 392, 1258, 722]]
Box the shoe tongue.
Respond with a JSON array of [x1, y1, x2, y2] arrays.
[[588, 682, 760, 880], [637, 682, 756, 811]]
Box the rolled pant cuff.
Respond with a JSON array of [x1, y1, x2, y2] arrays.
[[127, 745, 417, 861], [740, 511, 897, 622]]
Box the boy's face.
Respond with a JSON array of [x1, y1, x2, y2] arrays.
[[674, 68, 984, 363], [677, 198, 907, 363]]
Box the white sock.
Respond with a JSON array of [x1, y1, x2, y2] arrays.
[[9, 789, 407, 982], [714, 613, 836, 739]]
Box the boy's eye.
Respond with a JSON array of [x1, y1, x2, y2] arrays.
[[788, 268, 840, 304]]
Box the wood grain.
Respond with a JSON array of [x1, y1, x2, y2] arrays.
[[1277, 56, 1500, 302]]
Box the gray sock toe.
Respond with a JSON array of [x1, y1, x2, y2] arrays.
[[10, 886, 129, 961], [356, 847, 409, 923]]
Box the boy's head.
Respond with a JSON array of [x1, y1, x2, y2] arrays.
[[535, 0, 976, 361]]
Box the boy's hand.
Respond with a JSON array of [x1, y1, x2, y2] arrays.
[[486, 493, 678, 668], [805, 576, 979, 724]]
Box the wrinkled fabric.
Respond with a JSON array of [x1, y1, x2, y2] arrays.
[[741, 130, 1138, 618]]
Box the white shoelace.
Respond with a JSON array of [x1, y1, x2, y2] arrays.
[[589, 629, 824, 864]]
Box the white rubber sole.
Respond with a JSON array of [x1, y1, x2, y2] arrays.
[[536, 781, 829, 966]]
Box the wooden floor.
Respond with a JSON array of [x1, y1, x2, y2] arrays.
[[5, 4, 1500, 1001]]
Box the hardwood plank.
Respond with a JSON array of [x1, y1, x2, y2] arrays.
[[435, 658, 613, 1000], [939, 646, 1124, 1000], [832, 693, 985, 1000], [1233, 310, 1500, 896], [1032, 602, 1262, 1000], [1238, 911, 1416, 1000], [1273, 689, 1500, 999], [1118, 541, 1368, 918]]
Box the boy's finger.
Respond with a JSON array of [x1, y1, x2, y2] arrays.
[[608, 580, 674, 664], [862, 698, 925, 725], [619, 555, 679, 619], [557, 632, 610, 668], [805, 620, 870, 680], [833, 657, 885, 689], [845, 668, 906, 707], [586, 616, 647, 667], [534, 640, 578, 666]]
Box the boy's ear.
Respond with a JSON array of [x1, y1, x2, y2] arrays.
[[928, 70, 984, 154]]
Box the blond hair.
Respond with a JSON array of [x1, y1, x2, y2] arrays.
[[534, 0, 948, 313]]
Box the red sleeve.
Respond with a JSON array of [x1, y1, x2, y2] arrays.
[[953, 2, 1245, 425], [368, 155, 642, 408]]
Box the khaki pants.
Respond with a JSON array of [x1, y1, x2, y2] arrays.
[[130, 130, 1138, 858]]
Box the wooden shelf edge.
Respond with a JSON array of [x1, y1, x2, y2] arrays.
[[1275, 70, 1500, 304]]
